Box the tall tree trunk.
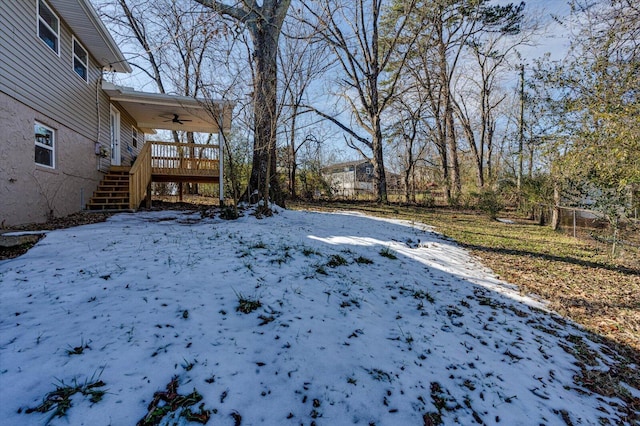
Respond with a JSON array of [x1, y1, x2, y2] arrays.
[[195, 0, 291, 207], [551, 181, 561, 230], [438, 133, 450, 204], [288, 104, 298, 199], [446, 103, 461, 199], [372, 120, 388, 203], [437, 18, 459, 203], [248, 21, 284, 205], [370, 3, 387, 204], [404, 143, 413, 203], [486, 120, 495, 181]]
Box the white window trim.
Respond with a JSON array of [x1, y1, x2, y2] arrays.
[[35, 121, 56, 169], [132, 126, 139, 148], [37, 0, 60, 56], [72, 36, 89, 82]]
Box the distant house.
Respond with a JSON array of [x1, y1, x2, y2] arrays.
[[0, 0, 233, 226], [322, 160, 401, 198], [322, 160, 374, 197]]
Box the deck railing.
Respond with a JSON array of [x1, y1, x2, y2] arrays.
[[129, 142, 152, 209], [128, 141, 220, 209], [150, 141, 219, 176]]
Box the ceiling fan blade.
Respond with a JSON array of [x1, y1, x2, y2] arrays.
[[159, 114, 193, 125]]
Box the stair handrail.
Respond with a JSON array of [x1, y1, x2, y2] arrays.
[[129, 142, 152, 209]]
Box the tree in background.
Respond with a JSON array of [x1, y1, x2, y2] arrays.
[[386, 86, 432, 203], [278, 18, 331, 200], [390, 0, 526, 204], [452, 1, 529, 189], [301, 0, 422, 204], [533, 0, 639, 229]]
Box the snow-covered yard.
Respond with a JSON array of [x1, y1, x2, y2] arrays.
[[1, 208, 637, 425]]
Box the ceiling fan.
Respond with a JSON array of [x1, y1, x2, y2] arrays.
[[162, 114, 192, 125]]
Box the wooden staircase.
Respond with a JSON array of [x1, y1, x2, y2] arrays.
[[86, 167, 131, 211], [85, 141, 222, 212]]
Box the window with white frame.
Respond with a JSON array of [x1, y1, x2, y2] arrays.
[[72, 37, 88, 81], [132, 127, 139, 148], [35, 122, 55, 168], [38, 0, 59, 54]]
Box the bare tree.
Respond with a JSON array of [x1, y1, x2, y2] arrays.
[[301, 0, 421, 204], [387, 87, 432, 203], [194, 0, 291, 207], [278, 19, 330, 199], [452, 7, 531, 189], [398, 0, 525, 202]]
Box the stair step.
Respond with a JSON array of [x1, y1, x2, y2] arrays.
[[90, 196, 129, 202], [93, 192, 128, 198], [100, 177, 128, 181], [93, 188, 129, 197], [86, 204, 130, 211], [87, 168, 133, 211], [94, 187, 128, 192]]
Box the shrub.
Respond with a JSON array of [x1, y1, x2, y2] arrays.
[[476, 189, 503, 220]]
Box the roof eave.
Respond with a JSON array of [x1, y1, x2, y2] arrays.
[[49, 0, 131, 73]]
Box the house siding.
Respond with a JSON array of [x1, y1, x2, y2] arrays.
[[0, 0, 139, 225], [322, 161, 374, 197], [0, 0, 106, 141], [0, 92, 103, 225], [112, 103, 140, 167]]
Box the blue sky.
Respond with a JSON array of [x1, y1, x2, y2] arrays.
[[520, 0, 573, 61]]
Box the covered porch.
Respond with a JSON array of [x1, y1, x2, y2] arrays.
[[92, 83, 233, 210]]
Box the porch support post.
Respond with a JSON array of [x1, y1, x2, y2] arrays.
[[218, 111, 225, 207], [146, 182, 152, 209]]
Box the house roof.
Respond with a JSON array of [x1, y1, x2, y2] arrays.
[[321, 159, 371, 172], [102, 82, 234, 134], [48, 0, 131, 73]]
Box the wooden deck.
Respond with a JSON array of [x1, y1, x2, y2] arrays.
[[88, 140, 222, 210], [151, 141, 220, 183]]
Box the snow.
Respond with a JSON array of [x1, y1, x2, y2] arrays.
[[496, 218, 515, 224], [1, 231, 49, 236], [0, 209, 635, 425]]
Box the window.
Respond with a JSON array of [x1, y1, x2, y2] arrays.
[[365, 167, 372, 175], [132, 127, 138, 148], [38, 0, 59, 54], [35, 122, 55, 168], [72, 37, 88, 81]]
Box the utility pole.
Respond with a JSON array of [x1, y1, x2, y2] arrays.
[[517, 64, 525, 193]]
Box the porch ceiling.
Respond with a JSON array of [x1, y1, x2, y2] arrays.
[[102, 82, 234, 134]]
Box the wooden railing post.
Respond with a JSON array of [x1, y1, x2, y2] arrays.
[[129, 142, 152, 210]]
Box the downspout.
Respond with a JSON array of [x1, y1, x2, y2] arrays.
[[96, 73, 102, 171]]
